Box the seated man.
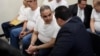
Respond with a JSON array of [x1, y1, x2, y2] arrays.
[[69, 0, 92, 28], [90, 1, 100, 35], [25, 5, 60, 56], [10, 0, 40, 56], [1, 0, 29, 39]]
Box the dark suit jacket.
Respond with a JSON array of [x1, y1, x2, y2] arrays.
[[69, 4, 92, 28], [49, 16, 94, 56]]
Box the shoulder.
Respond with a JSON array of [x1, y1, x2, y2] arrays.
[[69, 4, 77, 10], [86, 4, 92, 7], [71, 16, 82, 23], [62, 16, 83, 30], [34, 7, 40, 12], [36, 16, 44, 24], [52, 16, 60, 29], [86, 4, 93, 9]]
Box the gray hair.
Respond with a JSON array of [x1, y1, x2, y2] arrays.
[[40, 5, 51, 13]]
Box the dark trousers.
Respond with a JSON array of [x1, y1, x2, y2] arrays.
[[22, 39, 52, 56], [1, 21, 23, 38], [35, 40, 52, 56]]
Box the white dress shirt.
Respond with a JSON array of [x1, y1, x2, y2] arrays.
[[77, 5, 85, 22]]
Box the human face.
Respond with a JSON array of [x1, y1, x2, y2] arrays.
[[95, 6, 100, 12], [41, 9, 53, 24], [78, 1, 87, 9], [25, 0, 36, 9], [23, 0, 28, 7]]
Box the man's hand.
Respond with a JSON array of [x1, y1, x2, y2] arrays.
[[19, 31, 27, 39], [26, 44, 38, 54]]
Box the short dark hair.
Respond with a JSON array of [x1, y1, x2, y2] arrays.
[[55, 6, 72, 21], [40, 5, 51, 13], [78, 0, 87, 4]]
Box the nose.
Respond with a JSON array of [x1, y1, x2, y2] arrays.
[[46, 16, 50, 20]]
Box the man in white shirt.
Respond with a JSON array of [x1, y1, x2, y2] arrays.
[[26, 5, 60, 56], [10, 0, 40, 56], [90, 1, 100, 35], [47, 0, 68, 11], [1, 0, 29, 39]]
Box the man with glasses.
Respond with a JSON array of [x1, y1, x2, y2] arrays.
[[25, 5, 60, 56]]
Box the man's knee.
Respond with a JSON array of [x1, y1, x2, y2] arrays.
[[1, 21, 10, 28]]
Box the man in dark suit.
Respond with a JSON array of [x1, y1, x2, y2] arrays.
[[49, 6, 94, 56], [69, 0, 92, 28]]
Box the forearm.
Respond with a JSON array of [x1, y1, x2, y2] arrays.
[[30, 32, 38, 45], [22, 21, 27, 31], [90, 19, 95, 33], [36, 38, 55, 49]]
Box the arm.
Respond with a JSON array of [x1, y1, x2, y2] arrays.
[[19, 20, 28, 38], [36, 38, 56, 49], [25, 31, 38, 54], [30, 31, 38, 45], [90, 18, 95, 33], [21, 20, 27, 32], [26, 32, 56, 54], [36, 25, 60, 49]]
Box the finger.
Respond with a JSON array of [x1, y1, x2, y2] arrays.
[[25, 50, 32, 54]]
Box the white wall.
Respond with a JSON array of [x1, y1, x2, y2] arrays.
[[0, 0, 93, 34], [0, 0, 23, 33]]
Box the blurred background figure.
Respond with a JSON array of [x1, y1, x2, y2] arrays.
[[42, 0, 53, 5], [1, 0, 29, 40], [69, 0, 92, 29], [90, 1, 100, 35], [47, 0, 68, 11]]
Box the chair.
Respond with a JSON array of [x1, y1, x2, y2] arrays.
[[0, 34, 5, 37]]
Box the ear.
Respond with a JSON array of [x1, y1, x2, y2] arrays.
[[57, 18, 63, 22]]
